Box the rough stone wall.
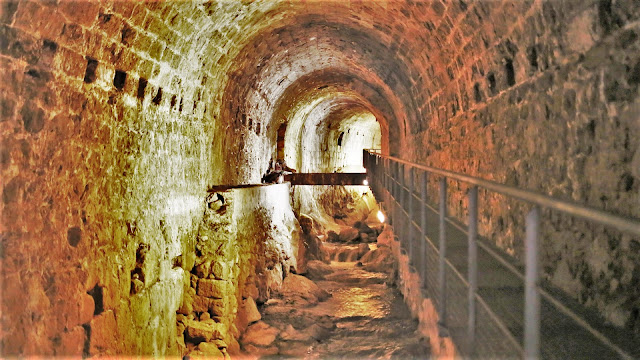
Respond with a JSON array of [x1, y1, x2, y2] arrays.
[[399, 1, 640, 331], [2, 0, 639, 355], [179, 184, 300, 357], [0, 0, 272, 356], [292, 185, 379, 235]]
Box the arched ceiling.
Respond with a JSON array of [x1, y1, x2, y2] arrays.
[[150, 0, 542, 183], [211, 1, 453, 182]]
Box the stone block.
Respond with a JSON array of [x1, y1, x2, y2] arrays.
[[64, 292, 94, 329], [362, 246, 394, 273], [277, 274, 330, 304], [227, 337, 241, 355], [279, 324, 309, 342], [0, 25, 40, 65], [338, 227, 360, 242], [192, 295, 212, 313], [194, 260, 211, 278], [53, 47, 87, 79], [244, 297, 261, 324], [185, 320, 224, 343], [211, 261, 230, 280], [242, 281, 259, 300], [306, 260, 333, 280], [58, 0, 99, 27], [97, 12, 123, 39], [112, 1, 135, 18], [208, 298, 228, 317], [0, 95, 15, 119], [197, 341, 224, 357], [57, 325, 85, 356], [89, 310, 117, 355], [78, 292, 96, 324], [240, 321, 279, 347], [59, 23, 85, 51], [177, 293, 194, 315], [197, 278, 228, 299], [129, 293, 151, 322]]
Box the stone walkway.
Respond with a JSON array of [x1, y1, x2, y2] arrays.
[[238, 236, 431, 359]]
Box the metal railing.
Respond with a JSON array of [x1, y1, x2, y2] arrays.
[[363, 150, 640, 359]]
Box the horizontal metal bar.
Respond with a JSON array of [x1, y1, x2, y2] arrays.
[[366, 152, 640, 236], [284, 172, 367, 185], [390, 188, 522, 354], [424, 200, 634, 360], [366, 152, 636, 359]]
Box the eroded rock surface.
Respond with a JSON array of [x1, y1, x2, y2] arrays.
[[176, 184, 301, 358], [238, 224, 430, 359]]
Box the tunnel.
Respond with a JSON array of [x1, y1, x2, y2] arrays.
[[1, 0, 640, 358]]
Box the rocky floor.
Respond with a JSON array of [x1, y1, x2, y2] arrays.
[[238, 233, 431, 359]]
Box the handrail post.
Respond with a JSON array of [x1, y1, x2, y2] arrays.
[[392, 161, 397, 199], [408, 166, 415, 265], [391, 161, 397, 226], [383, 158, 387, 204], [370, 153, 376, 195], [395, 161, 401, 228], [386, 158, 392, 205], [399, 163, 406, 250], [363, 149, 368, 170], [374, 155, 380, 196], [383, 158, 389, 200], [525, 207, 541, 359], [468, 186, 478, 354], [421, 170, 428, 289], [390, 160, 397, 226], [439, 177, 447, 328]]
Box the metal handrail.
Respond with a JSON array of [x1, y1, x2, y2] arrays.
[[368, 152, 640, 236], [362, 150, 638, 359], [397, 199, 525, 353]]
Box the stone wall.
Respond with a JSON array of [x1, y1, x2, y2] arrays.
[[2, 0, 639, 355], [399, 0, 640, 331], [1, 2, 204, 356], [292, 185, 380, 235], [0, 1, 277, 356], [178, 183, 300, 357]]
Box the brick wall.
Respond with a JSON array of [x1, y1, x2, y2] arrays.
[[221, 0, 640, 333], [0, 0, 279, 356], [401, 0, 640, 330], [1, 0, 639, 356]]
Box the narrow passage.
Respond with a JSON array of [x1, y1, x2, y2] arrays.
[[239, 221, 431, 359]]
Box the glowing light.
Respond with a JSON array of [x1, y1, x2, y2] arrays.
[[362, 179, 369, 186], [377, 210, 385, 223], [164, 195, 202, 216]]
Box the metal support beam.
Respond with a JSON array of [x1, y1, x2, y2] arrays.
[[468, 186, 478, 354], [421, 170, 428, 289], [439, 177, 448, 328], [525, 207, 541, 359], [284, 172, 367, 185]]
